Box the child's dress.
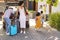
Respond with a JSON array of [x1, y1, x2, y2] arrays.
[[35, 16, 42, 29]]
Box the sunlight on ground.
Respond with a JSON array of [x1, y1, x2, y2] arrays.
[[0, 21, 3, 24], [45, 36, 60, 40], [0, 19, 36, 29], [0, 34, 4, 36], [43, 22, 57, 31], [0, 21, 3, 29], [29, 19, 36, 27], [45, 36, 54, 40], [54, 37, 60, 40]]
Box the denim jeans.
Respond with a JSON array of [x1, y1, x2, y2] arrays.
[[4, 17, 11, 33]]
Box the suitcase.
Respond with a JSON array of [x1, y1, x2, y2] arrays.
[[26, 15, 29, 28], [15, 19, 20, 33], [26, 21, 29, 28], [10, 25, 17, 36]]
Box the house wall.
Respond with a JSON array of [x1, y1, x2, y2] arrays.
[[52, 2, 60, 13], [38, 0, 60, 14]]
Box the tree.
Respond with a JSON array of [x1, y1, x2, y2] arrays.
[[46, 0, 58, 14]]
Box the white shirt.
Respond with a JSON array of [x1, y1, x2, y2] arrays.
[[38, 8, 43, 13], [4, 9, 14, 18]]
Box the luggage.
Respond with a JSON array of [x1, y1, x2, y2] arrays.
[[26, 21, 29, 28], [16, 9, 20, 33], [26, 15, 29, 28], [9, 19, 17, 36], [15, 19, 20, 33], [10, 25, 17, 35]]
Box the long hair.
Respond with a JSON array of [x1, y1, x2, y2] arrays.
[[19, 1, 24, 6]]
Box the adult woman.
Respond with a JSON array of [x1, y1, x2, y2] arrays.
[[18, 1, 26, 34]]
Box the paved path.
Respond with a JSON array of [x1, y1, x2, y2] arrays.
[[0, 19, 60, 40]]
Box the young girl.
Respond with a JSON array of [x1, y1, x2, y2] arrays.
[[35, 12, 42, 30]]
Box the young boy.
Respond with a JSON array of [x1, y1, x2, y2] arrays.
[[41, 11, 44, 27]]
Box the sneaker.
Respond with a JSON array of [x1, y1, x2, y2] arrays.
[[23, 31, 26, 34], [20, 31, 23, 34], [6, 32, 10, 35]]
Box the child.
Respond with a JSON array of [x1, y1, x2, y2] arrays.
[[35, 12, 42, 30], [41, 11, 44, 27]]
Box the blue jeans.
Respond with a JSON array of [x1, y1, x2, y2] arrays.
[[4, 17, 11, 33]]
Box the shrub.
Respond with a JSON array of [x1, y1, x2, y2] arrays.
[[49, 12, 60, 31]]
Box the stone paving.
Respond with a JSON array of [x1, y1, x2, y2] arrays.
[[0, 19, 60, 40]]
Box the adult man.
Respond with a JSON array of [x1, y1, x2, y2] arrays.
[[3, 6, 14, 35]]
